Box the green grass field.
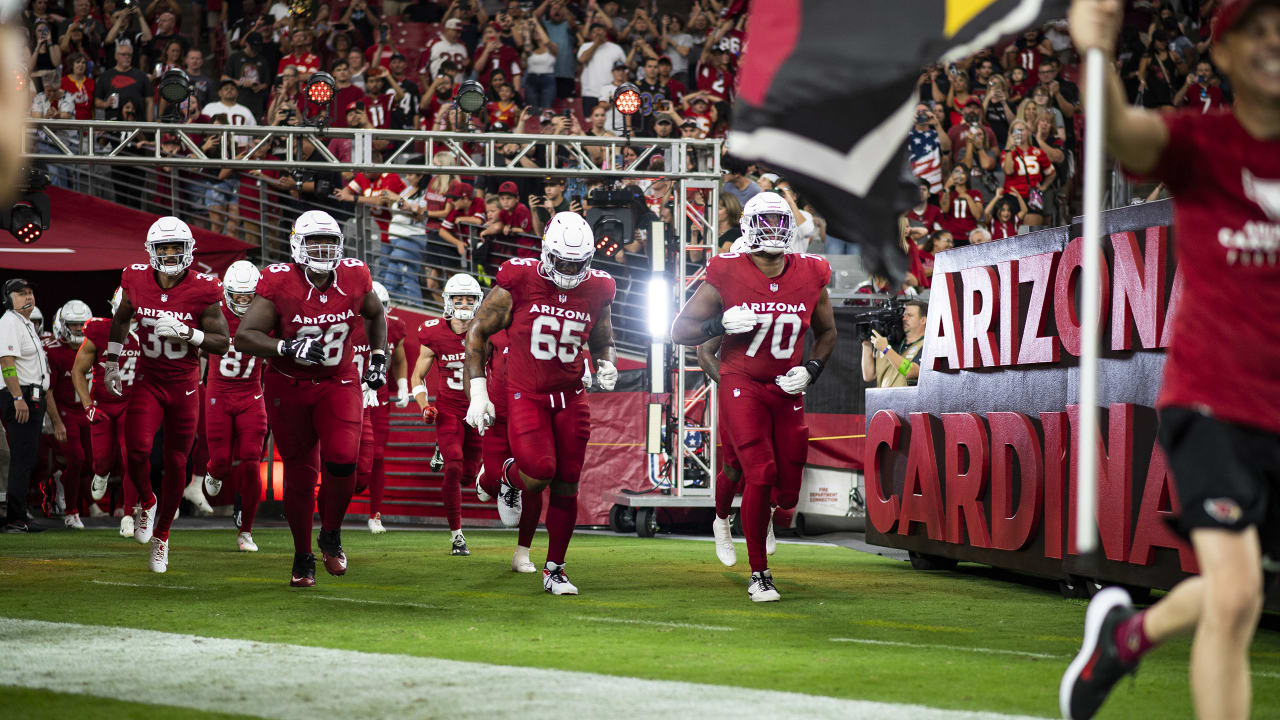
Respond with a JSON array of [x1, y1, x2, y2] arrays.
[[1, 528, 1278, 719]]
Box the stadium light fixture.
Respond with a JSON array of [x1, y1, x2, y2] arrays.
[[304, 71, 336, 107], [454, 80, 487, 115], [158, 68, 191, 105], [2, 169, 50, 244], [646, 274, 669, 339], [613, 83, 641, 116]]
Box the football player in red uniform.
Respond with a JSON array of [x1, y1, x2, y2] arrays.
[[671, 192, 836, 602], [1061, 3, 1280, 719], [44, 300, 93, 528], [75, 288, 142, 536], [362, 281, 408, 534], [200, 261, 267, 553], [412, 273, 485, 556], [234, 210, 387, 588], [464, 212, 618, 595], [103, 217, 231, 573]]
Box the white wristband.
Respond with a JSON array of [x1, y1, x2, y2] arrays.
[[105, 341, 124, 358], [469, 377, 488, 399], [188, 328, 205, 347], [411, 384, 427, 398]]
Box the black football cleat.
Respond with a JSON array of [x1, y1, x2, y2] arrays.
[[290, 552, 316, 588], [1060, 587, 1139, 719], [451, 533, 470, 556], [317, 529, 348, 576]]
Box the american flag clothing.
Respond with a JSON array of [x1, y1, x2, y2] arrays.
[[907, 129, 943, 193]]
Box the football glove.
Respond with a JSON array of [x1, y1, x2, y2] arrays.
[[429, 446, 444, 472], [280, 335, 326, 365], [464, 377, 495, 435], [153, 312, 200, 344], [102, 361, 123, 397], [775, 365, 812, 395], [364, 351, 387, 390], [85, 404, 101, 424], [721, 304, 758, 335], [422, 404, 438, 425], [581, 366, 592, 389], [394, 378, 410, 408], [362, 384, 379, 408], [595, 359, 618, 391]]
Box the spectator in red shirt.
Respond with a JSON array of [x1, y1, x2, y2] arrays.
[[474, 23, 523, 94], [328, 59, 367, 128], [984, 187, 1029, 240], [696, 46, 734, 103], [904, 179, 942, 242], [914, 230, 953, 286], [60, 52, 94, 120], [1174, 60, 1229, 113], [362, 70, 397, 129], [681, 90, 717, 136], [495, 180, 536, 257], [936, 166, 984, 242], [277, 27, 320, 79], [1000, 118, 1055, 226], [486, 83, 521, 128], [438, 181, 485, 262], [947, 97, 1000, 171]]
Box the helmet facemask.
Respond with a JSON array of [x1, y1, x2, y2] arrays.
[[148, 239, 195, 275], [444, 292, 481, 321], [539, 249, 592, 290], [746, 211, 793, 255], [225, 290, 255, 316], [293, 232, 344, 273]]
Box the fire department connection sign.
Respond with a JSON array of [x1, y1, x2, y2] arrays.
[[864, 200, 1201, 591]]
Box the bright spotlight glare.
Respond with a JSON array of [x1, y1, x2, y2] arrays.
[[646, 274, 669, 338]]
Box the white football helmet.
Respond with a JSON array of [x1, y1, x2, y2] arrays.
[[222, 260, 261, 316], [729, 235, 752, 254], [109, 286, 124, 315], [146, 216, 195, 275], [739, 192, 794, 255], [290, 210, 345, 273], [54, 299, 92, 344], [539, 212, 595, 290], [29, 306, 42, 333], [442, 274, 483, 321], [371, 281, 390, 309]]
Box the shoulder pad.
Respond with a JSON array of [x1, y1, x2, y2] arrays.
[[422, 319, 440, 328], [196, 272, 220, 283], [265, 263, 292, 274], [588, 269, 611, 279], [340, 258, 366, 268]]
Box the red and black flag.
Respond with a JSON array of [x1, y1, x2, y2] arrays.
[[728, 0, 1068, 279]]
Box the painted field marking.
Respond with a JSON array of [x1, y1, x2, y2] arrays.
[[0, 617, 1045, 720], [573, 615, 734, 632], [830, 637, 1063, 660], [306, 595, 443, 611], [88, 580, 194, 591]]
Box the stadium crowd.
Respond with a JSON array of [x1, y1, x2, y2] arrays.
[[20, 0, 1228, 303]]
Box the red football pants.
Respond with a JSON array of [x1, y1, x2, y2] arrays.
[[482, 402, 541, 549], [366, 400, 391, 515], [55, 410, 91, 515], [356, 405, 375, 488], [90, 401, 134, 510], [206, 390, 268, 532], [264, 367, 362, 555], [436, 404, 481, 531], [718, 374, 809, 572], [126, 378, 201, 541], [507, 388, 590, 565], [715, 404, 743, 519], [189, 384, 209, 484]]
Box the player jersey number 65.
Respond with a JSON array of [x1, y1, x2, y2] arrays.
[[530, 315, 586, 363]]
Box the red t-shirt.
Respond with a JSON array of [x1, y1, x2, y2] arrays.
[[989, 217, 1018, 239], [905, 203, 942, 232], [363, 44, 396, 69], [704, 252, 831, 383], [1144, 108, 1280, 433], [486, 100, 520, 128], [442, 197, 486, 232], [330, 86, 367, 128], [1187, 83, 1226, 114], [82, 317, 139, 405], [496, 258, 616, 394], [476, 44, 523, 88], [277, 52, 320, 75], [416, 317, 468, 411], [207, 304, 264, 395], [365, 91, 394, 129], [696, 65, 734, 102], [255, 259, 373, 380], [61, 75, 94, 120], [120, 264, 222, 386], [43, 338, 86, 419], [1002, 146, 1051, 195], [937, 189, 983, 237]]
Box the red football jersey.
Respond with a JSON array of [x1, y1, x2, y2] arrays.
[[1145, 109, 1280, 433], [120, 264, 222, 385], [497, 258, 616, 394], [706, 253, 831, 382], [44, 338, 87, 418], [1002, 146, 1051, 196], [376, 313, 408, 402], [207, 304, 264, 395], [256, 259, 373, 379], [417, 317, 468, 410], [937, 189, 983, 238], [82, 317, 140, 404]]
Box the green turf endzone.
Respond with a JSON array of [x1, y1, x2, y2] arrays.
[[0, 685, 258, 720], [1, 529, 1279, 719]]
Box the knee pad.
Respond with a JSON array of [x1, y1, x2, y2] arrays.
[[549, 480, 578, 497], [772, 487, 800, 510], [524, 455, 556, 484], [323, 461, 356, 477], [722, 464, 742, 484]]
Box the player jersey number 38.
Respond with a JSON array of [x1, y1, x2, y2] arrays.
[[256, 258, 373, 379], [120, 263, 223, 383]]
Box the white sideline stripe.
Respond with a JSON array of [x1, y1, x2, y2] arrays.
[[573, 615, 734, 632], [0, 618, 1044, 720], [307, 595, 443, 610], [88, 580, 194, 590], [0, 247, 73, 253], [831, 637, 1063, 660]]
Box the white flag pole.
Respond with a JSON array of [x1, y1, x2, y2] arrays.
[[1075, 46, 1106, 555]]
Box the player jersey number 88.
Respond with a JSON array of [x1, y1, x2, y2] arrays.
[[256, 258, 373, 379]]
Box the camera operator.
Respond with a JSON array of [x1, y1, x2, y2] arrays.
[[0, 279, 56, 532], [861, 300, 928, 388]]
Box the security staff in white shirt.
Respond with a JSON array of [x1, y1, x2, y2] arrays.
[[0, 278, 59, 532]]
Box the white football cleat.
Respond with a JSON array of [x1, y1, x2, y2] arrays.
[[495, 459, 522, 528], [118, 515, 134, 538], [542, 562, 578, 595], [134, 502, 157, 544], [512, 545, 536, 573], [90, 473, 110, 501], [183, 479, 213, 514], [88, 503, 108, 518], [149, 537, 169, 573], [236, 532, 258, 552], [765, 507, 777, 556], [203, 473, 223, 498], [712, 515, 737, 567], [367, 513, 386, 534], [474, 467, 492, 503], [64, 513, 84, 530], [748, 569, 780, 602]]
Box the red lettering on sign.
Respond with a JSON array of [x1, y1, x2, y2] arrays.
[[1017, 252, 1060, 365], [997, 260, 1019, 366], [1110, 226, 1167, 351], [1067, 404, 1134, 563], [923, 271, 963, 371], [989, 411, 1043, 551], [942, 413, 991, 547], [1041, 411, 1068, 559], [1159, 262, 1184, 348], [865, 410, 902, 534], [1130, 442, 1198, 573], [899, 413, 945, 541], [1054, 237, 1112, 357], [960, 267, 999, 369]]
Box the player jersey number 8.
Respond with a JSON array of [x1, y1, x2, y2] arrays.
[[530, 315, 586, 363], [745, 313, 801, 359]]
